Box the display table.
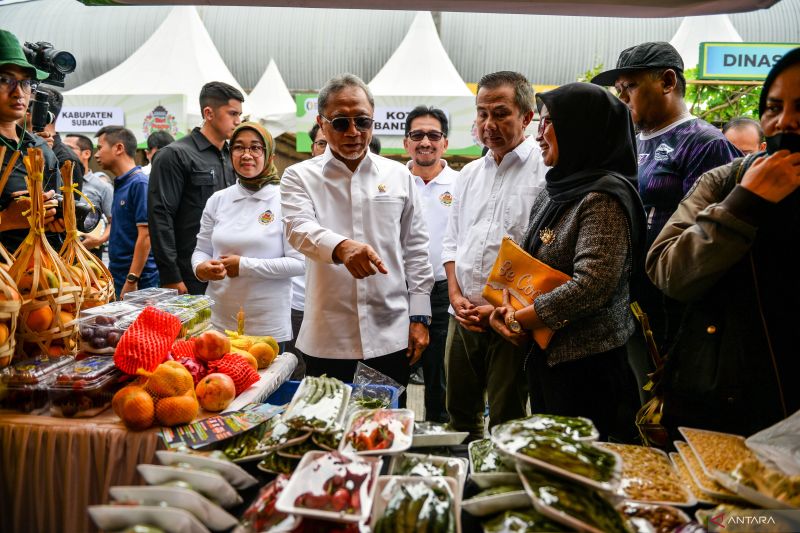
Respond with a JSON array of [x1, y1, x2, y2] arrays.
[[0, 410, 159, 533], [0, 353, 297, 533]]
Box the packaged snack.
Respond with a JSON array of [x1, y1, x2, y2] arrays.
[[0, 355, 74, 413], [48, 356, 124, 417]]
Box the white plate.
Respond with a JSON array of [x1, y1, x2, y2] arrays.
[[467, 439, 521, 489], [674, 441, 742, 502], [617, 501, 690, 532], [274, 450, 382, 523], [370, 476, 461, 533], [282, 376, 352, 432], [109, 486, 238, 531], [713, 470, 799, 510], [462, 490, 530, 517], [339, 408, 414, 456], [137, 464, 242, 508], [517, 464, 607, 533], [388, 452, 468, 493], [411, 422, 469, 447], [679, 426, 752, 478], [156, 450, 257, 489], [492, 430, 621, 493], [668, 452, 718, 505], [88, 505, 210, 533]]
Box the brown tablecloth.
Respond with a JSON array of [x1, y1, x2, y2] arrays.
[[0, 409, 159, 533]]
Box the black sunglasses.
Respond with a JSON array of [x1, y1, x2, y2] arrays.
[[407, 130, 444, 142], [320, 115, 374, 133]]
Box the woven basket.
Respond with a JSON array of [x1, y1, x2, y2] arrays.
[[0, 147, 22, 367], [58, 161, 115, 310], [9, 149, 83, 358]]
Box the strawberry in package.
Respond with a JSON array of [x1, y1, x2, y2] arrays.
[[114, 306, 182, 375]]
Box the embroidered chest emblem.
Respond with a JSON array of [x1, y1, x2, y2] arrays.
[[439, 191, 453, 206], [377, 183, 387, 193], [539, 227, 555, 245], [259, 210, 274, 225], [654, 143, 674, 162]]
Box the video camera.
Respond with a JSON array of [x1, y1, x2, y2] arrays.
[[23, 41, 76, 132]]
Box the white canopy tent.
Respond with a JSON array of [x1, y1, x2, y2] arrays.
[[670, 14, 744, 68], [247, 59, 296, 139], [63, 6, 248, 141], [368, 11, 472, 97]]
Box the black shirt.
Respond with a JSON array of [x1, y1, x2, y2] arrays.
[[51, 132, 84, 191], [147, 127, 234, 292], [0, 126, 62, 253]]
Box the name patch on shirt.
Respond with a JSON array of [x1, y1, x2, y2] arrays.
[[259, 210, 274, 225], [439, 191, 453, 206]]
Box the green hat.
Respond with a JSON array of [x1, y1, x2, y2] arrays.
[[0, 30, 48, 80]]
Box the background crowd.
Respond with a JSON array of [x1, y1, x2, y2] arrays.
[[1, 25, 798, 442]]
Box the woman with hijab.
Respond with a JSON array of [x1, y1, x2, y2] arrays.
[[192, 122, 304, 346], [489, 82, 646, 440], [646, 48, 800, 436]]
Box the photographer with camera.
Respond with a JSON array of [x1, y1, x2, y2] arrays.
[[34, 87, 84, 189], [0, 30, 64, 253]]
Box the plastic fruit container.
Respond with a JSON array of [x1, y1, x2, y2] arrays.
[[159, 295, 214, 313], [122, 287, 179, 307], [79, 301, 141, 318], [78, 312, 132, 355], [0, 356, 74, 413], [48, 356, 124, 417], [157, 304, 212, 339]]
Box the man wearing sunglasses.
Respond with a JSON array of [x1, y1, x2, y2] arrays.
[[282, 74, 434, 401], [402, 105, 459, 423], [0, 30, 63, 252]]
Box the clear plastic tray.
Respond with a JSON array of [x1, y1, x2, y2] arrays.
[[490, 414, 599, 442], [157, 305, 212, 339], [388, 452, 468, 492], [468, 439, 521, 489], [122, 287, 179, 306], [370, 476, 461, 533], [159, 294, 214, 312], [462, 489, 530, 517], [109, 485, 238, 531], [79, 300, 141, 318], [274, 451, 382, 523], [0, 356, 74, 413], [48, 356, 123, 417], [77, 314, 129, 354], [339, 408, 414, 456], [282, 376, 351, 432]]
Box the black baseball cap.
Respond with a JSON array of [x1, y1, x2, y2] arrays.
[[591, 42, 684, 86]]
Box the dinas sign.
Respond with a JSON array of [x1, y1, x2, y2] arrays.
[[698, 42, 800, 80]]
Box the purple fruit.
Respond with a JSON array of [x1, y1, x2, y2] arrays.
[[96, 316, 116, 326], [90, 336, 107, 349], [80, 326, 95, 339], [106, 331, 121, 347]]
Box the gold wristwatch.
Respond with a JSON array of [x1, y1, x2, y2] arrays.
[[507, 310, 523, 333]]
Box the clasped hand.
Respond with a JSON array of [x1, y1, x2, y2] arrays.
[[196, 255, 241, 281]]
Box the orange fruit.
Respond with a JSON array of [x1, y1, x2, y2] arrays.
[[139, 361, 194, 398], [26, 306, 53, 332], [237, 351, 258, 371], [155, 394, 199, 427], [50, 311, 74, 329], [114, 386, 155, 430], [47, 344, 65, 357], [248, 342, 275, 369], [0, 323, 8, 345]]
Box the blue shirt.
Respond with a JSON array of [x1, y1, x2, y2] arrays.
[[109, 166, 158, 275]]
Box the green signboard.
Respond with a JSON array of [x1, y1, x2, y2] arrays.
[[698, 42, 800, 80]]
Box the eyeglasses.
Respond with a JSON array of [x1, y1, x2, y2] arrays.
[[0, 75, 38, 94], [320, 115, 374, 133], [537, 116, 552, 135], [407, 130, 445, 142], [231, 144, 265, 157]]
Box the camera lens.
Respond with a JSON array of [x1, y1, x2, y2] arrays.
[[52, 51, 76, 74]]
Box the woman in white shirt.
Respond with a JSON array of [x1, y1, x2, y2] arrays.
[[192, 122, 304, 346]]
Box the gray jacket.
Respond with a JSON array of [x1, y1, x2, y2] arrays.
[[527, 190, 635, 366]]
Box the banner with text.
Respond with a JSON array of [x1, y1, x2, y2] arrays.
[[698, 42, 800, 80], [56, 107, 124, 132]]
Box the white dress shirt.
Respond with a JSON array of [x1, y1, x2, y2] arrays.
[[441, 136, 547, 307], [192, 183, 305, 341], [281, 148, 434, 360], [408, 160, 459, 282]]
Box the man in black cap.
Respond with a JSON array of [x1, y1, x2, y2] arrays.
[[592, 42, 740, 389], [0, 29, 62, 251]]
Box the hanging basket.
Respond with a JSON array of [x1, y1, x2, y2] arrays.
[[0, 147, 22, 367], [9, 149, 83, 358], [58, 161, 115, 309]]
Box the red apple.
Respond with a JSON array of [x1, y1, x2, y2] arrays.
[[196, 373, 236, 412], [194, 330, 230, 363]]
